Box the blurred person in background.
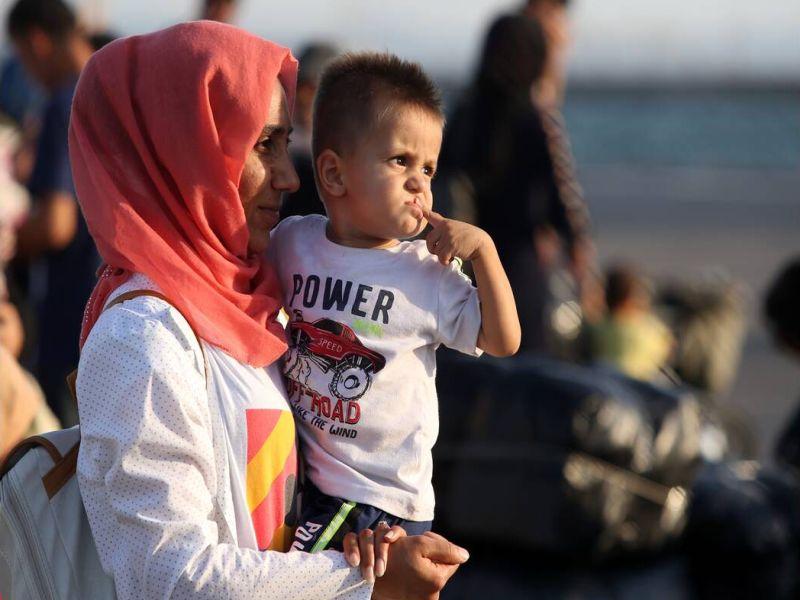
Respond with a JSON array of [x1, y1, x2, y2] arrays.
[[200, 0, 239, 24], [0, 271, 59, 460], [0, 52, 43, 186], [438, 13, 592, 354], [587, 263, 674, 381], [765, 258, 800, 472], [7, 0, 100, 426], [521, 0, 571, 109], [280, 42, 339, 220], [1, 113, 59, 459]]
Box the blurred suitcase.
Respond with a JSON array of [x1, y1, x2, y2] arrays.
[[685, 461, 800, 600], [433, 352, 702, 559]]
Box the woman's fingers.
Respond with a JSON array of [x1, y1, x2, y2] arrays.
[[343, 531, 360, 567], [374, 521, 390, 578], [374, 523, 406, 578], [373, 533, 469, 599], [358, 528, 376, 583], [419, 531, 470, 564]]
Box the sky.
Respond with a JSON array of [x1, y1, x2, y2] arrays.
[[1, 0, 799, 84]]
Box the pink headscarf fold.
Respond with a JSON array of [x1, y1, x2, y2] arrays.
[[69, 21, 297, 367]]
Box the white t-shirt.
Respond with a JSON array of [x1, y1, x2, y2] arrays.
[[76, 273, 370, 599], [269, 215, 481, 521]]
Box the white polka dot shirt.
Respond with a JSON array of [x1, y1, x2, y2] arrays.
[[76, 274, 371, 599]]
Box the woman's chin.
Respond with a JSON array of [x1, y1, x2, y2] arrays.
[[247, 228, 269, 256]]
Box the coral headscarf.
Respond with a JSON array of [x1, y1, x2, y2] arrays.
[[69, 21, 297, 367]]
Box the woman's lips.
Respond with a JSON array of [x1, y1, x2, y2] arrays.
[[257, 205, 280, 227]]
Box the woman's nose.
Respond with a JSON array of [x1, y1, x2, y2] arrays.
[[275, 155, 300, 193]]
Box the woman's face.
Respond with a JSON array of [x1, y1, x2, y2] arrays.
[[238, 79, 299, 256]]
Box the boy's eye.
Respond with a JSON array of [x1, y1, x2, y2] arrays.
[[423, 166, 435, 177], [391, 156, 407, 167]]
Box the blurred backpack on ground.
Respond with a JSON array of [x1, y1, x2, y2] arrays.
[[656, 277, 747, 395], [684, 461, 800, 600], [433, 351, 706, 561]]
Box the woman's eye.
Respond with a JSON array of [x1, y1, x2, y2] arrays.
[[257, 137, 274, 152]]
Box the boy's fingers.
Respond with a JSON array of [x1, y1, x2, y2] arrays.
[[422, 207, 446, 227], [426, 230, 442, 255]]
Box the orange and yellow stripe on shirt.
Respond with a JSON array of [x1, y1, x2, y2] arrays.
[[246, 408, 297, 551]]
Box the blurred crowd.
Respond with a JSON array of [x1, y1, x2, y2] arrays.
[[0, 0, 798, 596]]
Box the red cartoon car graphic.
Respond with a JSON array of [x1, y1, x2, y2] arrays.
[[289, 317, 386, 401]]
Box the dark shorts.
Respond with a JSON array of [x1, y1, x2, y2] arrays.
[[291, 480, 432, 552]]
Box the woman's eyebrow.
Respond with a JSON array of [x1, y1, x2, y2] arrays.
[[262, 125, 294, 136]]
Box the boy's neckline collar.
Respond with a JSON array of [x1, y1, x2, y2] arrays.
[[324, 219, 401, 250]]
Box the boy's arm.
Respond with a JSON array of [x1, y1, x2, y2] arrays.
[[424, 210, 521, 357]]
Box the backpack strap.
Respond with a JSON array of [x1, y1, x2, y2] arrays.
[[0, 435, 63, 479], [1, 290, 205, 499], [65, 290, 176, 402]]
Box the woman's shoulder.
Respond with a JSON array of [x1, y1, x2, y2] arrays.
[[83, 274, 202, 371]]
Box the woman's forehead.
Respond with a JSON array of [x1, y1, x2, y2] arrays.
[[266, 80, 292, 126]]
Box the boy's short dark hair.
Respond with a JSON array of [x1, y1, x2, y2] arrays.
[[7, 0, 77, 41], [312, 52, 443, 160]]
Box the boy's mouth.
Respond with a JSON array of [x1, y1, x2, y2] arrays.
[[405, 197, 424, 220]]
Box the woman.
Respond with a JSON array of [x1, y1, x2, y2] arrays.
[[438, 14, 592, 354], [69, 21, 466, 599]]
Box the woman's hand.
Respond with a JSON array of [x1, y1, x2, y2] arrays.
[[343, 522, 407, 583], [372, 532, 469, 600]]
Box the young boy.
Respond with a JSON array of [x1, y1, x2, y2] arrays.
[[268, 52, 520, 558]]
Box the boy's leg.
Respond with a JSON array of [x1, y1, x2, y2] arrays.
[[292, 482, 381, 552], [391, 518, 432, 536], [291, 481, 434, 552]]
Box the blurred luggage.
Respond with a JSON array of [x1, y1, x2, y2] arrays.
[[684, 461, 800, 599], [433, 352, 705, 560], [656, 277, 746, 394]]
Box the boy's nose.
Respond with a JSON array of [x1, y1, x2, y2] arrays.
[[405, 175, 423, 193]]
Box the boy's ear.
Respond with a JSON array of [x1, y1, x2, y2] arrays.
[[316, 149, 346, 198]]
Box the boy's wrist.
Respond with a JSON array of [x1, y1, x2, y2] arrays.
[[469, 231, 496, 263]]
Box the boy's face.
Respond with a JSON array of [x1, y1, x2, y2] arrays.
[[334, 104, 442, 247]]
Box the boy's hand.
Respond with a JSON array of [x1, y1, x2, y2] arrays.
[[424, 209, 491, 265], [423, 210, 521, 357]]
